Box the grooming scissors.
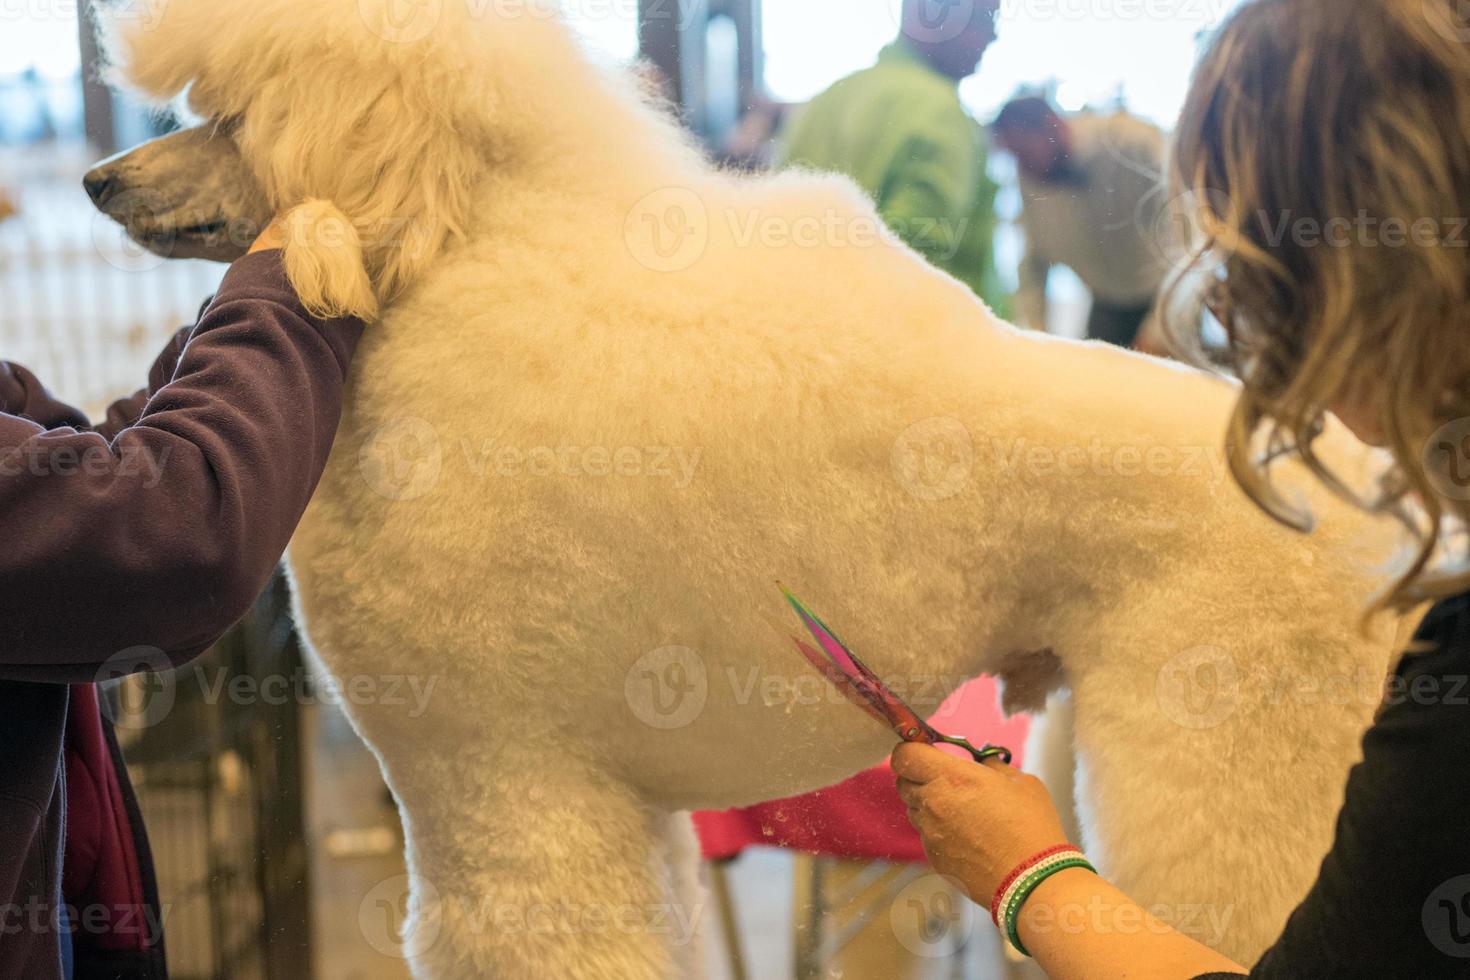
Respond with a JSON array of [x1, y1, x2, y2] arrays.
[[779, 584, 1013, 766]]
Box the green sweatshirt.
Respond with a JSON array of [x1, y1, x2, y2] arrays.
[[779, 41, 1007, 315]]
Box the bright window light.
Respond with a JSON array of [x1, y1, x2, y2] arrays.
[[560, 1, 641, 63], [764, 0, 1245, 129], [0, 11, 82, 78]]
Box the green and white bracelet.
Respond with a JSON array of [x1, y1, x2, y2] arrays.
[[991, 845, 1097, 957]]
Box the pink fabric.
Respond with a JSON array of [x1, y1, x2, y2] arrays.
[[694, 677, 1030, 863]]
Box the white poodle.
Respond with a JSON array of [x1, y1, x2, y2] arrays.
[[88, 1, 1408, 976]]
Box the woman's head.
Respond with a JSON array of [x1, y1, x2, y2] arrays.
[[1170, 0, 1470, 610]]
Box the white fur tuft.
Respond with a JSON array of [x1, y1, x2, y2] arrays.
[[281, 200, 378, 321]]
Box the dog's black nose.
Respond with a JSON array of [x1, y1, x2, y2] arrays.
[[83, 170, 118, 207]]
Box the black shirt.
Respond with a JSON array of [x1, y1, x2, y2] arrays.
[[1197, 590, 1470, 978]]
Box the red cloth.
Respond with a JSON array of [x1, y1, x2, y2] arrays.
[[694, 677, 1029, 862], [64, 685, 148, 952]]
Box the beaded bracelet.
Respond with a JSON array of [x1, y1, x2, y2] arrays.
[[989, 845, 1077, 925], [991, 846, 1097, 958]]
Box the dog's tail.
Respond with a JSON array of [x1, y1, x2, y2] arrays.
[[280, 200, 379, 322]]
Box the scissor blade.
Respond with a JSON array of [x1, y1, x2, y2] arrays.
[[781, 586, 943, 744], [779, 585, 862, 676], [791, 637, 891, 724]]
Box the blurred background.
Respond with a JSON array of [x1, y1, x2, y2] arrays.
[[1, 2, 1238, 978]]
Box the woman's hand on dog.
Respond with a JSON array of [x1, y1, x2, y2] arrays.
[[892, 741, 1071, 902]]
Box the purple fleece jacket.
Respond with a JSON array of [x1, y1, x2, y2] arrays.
[[0, 250, 363, 979]]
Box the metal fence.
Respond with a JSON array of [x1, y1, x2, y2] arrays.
[[109, 578, 315, 980], [0, 144, 223, 415]]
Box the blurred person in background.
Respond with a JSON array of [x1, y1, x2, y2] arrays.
[[992, 96, 1171, 350], [721, 95, 791, 171], [0, 185, 15, 224], [780, 0, 1009, 314]]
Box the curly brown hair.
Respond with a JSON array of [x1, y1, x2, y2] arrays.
[[1167, 0, 1470, 613]]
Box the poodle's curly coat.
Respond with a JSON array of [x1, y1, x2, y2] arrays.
[[98, 1, 1406, 975]]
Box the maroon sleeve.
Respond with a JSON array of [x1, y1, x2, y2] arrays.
[[0, 362, 90, 432], [1, 324, 192, 440], [0, 250, 363, 684], [93, 325, 195, 442]]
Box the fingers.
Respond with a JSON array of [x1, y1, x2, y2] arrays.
[[896, 780, 925, 830], [895, 777, 922, 809], [890, 741, 965, 782], [892, 740, 1011, 782], [248, 216, 288, 254]]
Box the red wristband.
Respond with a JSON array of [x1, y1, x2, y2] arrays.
[[990, 844, 1076, 926]]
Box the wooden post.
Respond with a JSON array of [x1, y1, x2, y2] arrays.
[[639, 0, 763, 143], [76, 0, 116, 154]]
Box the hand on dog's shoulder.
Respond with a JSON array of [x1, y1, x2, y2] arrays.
[[248, 218, 287, 254]]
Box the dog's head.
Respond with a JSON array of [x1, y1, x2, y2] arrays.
[[84, 0, 564, 320]]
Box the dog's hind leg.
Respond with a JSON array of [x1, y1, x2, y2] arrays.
[[1023, 692, 1083, 848]]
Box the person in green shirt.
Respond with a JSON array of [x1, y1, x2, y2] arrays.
[[779, 0, 1008, 314]]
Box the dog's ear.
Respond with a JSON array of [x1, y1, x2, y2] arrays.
[[280, 201, 378, 321], [237, 52, 482, 322], [96, 0, 485, 321]]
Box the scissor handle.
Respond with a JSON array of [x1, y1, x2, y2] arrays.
[[934, 734, 1013, 766]]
